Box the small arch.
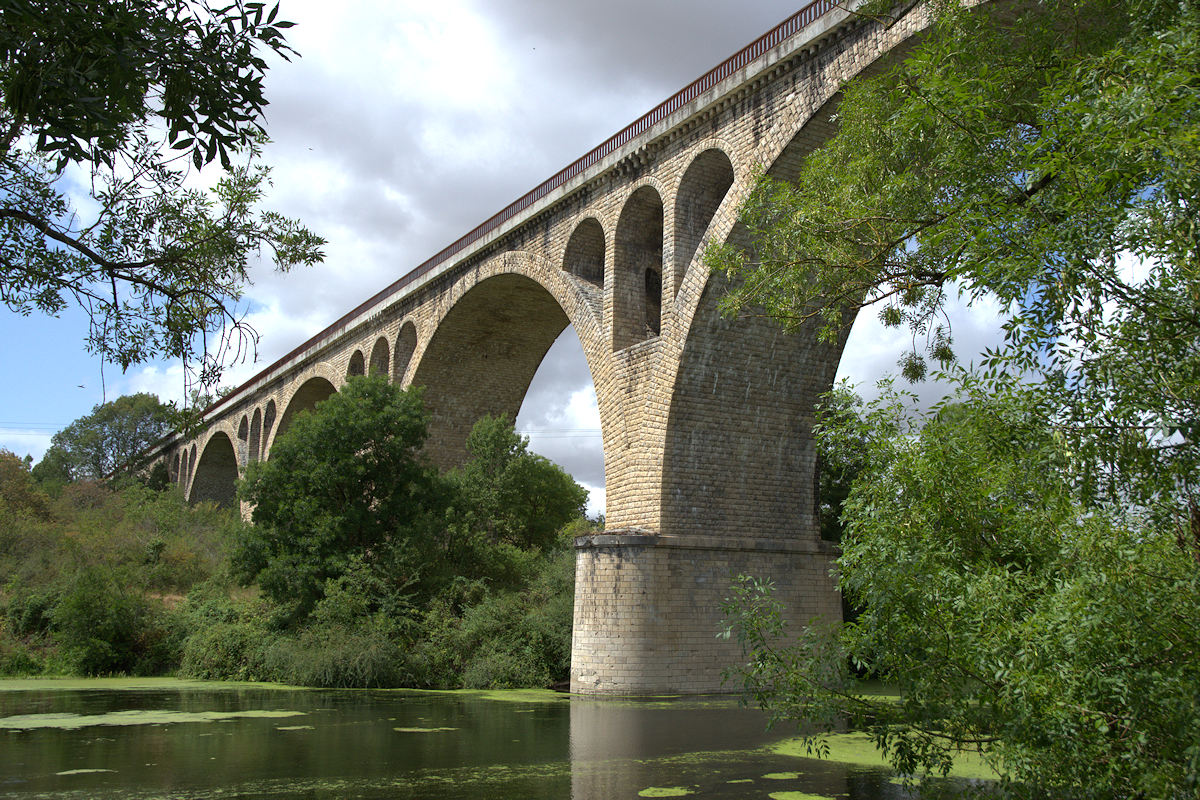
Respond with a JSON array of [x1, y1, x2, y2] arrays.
[[674, 148, 734, 296], [275, 376, 337, 445], [236, 415, 250, 465], [249, 407, 263, 463], [191, 432, 239, 508], [172, 452, 181, 483], [563, 218, 605, 287], [347, 350, 365, 378], [187, 445, 197, 488], [369, 337, 390, 378], [613, 185, 664, 350], [262, 400, 277, 456], [393, 322, 417, 385]]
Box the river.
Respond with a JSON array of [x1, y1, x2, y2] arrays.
[[0, 678, 990, 799]]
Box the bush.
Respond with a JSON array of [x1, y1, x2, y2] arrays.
[[0, 633, 42, 676], [263, 618, 408, 688], [49, 568, 152, 675], [179, 621, 278, 682], [410, 545, 575, 689]]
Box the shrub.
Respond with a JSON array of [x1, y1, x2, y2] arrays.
[[179, 621, 277, 682], [49, 568, 151, 675]]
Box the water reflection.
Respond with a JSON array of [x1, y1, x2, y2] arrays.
[[0, 682, 926, 799]]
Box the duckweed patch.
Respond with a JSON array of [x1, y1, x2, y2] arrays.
[[0, 677, 305, 693], [0, 709, 305, 730], [393, 726, 458, 733], [56, 769, 117, 776], [768, 793, 837, 800], [637, 787, 695, 797], [763, 771, 802, 780], [275, 725, 314, 731], [772, 733, 997, 780]]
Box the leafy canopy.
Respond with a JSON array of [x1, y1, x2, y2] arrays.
[[0, 0, 324, 391], [33, 392, 175, 483], [235, 376, 450, 623], [708, 0, 1200, 509], [449, 414, 588, 552], [713, 0, 1200, 795]]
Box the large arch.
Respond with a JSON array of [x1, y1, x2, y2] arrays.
[[190, 432, 239, 508], [274, 376, 337, 447], [613, 185, 664, 350], [673, 148, 734, 296], [411, 273, 578, 470]]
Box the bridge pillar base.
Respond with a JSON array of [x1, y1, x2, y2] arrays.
[[570, 529, 840, 695]]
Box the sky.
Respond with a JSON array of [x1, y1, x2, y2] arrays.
[[0, 1, 1004, 515]]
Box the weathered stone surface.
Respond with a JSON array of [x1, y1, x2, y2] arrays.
[[153, 3, 926, 694]]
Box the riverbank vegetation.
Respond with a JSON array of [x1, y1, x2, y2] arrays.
[[0, 378, 591, 690], [713, 0, 1200, 796]]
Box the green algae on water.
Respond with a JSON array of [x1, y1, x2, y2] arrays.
[[56, 769, 117, 776], [768, 793, 837, 800], [393, 726, 458, 733], [637, 787, 696, 797], [276, 725, 314, 731], [772, 732, 997, 780], [763, 771, 802, 780], [0, 676, 308, 693], [0, 709, 305, 730]]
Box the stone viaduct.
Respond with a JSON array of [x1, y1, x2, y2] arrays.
[[151, 0, 929, 694]]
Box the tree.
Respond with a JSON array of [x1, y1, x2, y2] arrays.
[[33, 392, 175, 482], [725, 379, 1200, 796], [710, 0, 1200, 794], [449, 415, 587, 552], [708, 0, 1200, 510], [0, 0, 325, 390], [0, 447, 48, 517], [235, 377, 451, 623]]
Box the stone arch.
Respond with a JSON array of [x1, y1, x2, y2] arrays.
[[347, 350, 365, 378], [262, 400, 277, 457], [274, 376, 338, 446], [236, 415, 249, 465], [563, 217, 605, 287], [393, 321, 417, 385], [248, 407, 262, 463], [674, 148, 734, 296], [613, 185, 665, 350], [188, 444, 196, 488], [172, 452, 181, 483], [661, 272, 848, 540], [411, 271, 595, 470], [190, 432, 239, 508], [369, 336, 390, 377]]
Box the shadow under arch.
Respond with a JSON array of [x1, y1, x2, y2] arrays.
[[273, 376, 338, 451], [410, 272, 597, 471], [190, 431, 239, 508]]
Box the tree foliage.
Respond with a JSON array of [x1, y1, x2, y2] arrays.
[[712, 0, 1200, 795], [0, 0, 325, 389], [449, 414, 588, 552], [725, 381, 1200, 796], [33, 392, 175, 482], [235, 376, 449, 623], [709, 0, 1200, 508]]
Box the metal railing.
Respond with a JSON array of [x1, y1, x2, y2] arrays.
[[202, 0, 840, 421]]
